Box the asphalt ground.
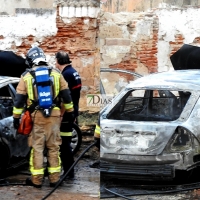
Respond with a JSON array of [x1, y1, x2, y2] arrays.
[[0, 126, 100, 200]]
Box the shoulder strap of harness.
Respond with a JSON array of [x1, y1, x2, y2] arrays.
[[53, 67, 61, 74], [27, 66, 53, 78], [21, 68, 31, 77]]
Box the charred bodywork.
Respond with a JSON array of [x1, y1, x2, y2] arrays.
[[0, 76, 82, 172], [100, 70, 200, 181], [0, 76, 30, 170]]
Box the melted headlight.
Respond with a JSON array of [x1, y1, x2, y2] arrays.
[[167, 127, 192, 153]]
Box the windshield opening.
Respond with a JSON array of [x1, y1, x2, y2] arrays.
[[107, 89, 191, 122]]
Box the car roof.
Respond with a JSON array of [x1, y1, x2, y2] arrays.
[[126, 70, 200, 91]]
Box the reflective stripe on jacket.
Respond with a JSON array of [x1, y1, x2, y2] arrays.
[[94, 124, 100, 138], [60, 132, 72, 137], [64, 101, 73, 111], [13, 107, 24, 115]]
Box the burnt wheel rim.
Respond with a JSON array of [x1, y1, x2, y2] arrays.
[[71, 128, 78, 151]]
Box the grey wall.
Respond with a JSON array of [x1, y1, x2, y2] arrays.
[[0, 0, 54, 15]]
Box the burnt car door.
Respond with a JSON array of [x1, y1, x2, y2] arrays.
[[0, 80, 30, 171]]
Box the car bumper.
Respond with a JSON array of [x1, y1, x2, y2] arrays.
[[100, 161, 175, 181], [100, 153, 182, 165]]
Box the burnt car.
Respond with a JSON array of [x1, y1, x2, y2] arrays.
[[100, 69, 200, 181], [0, 76, 27, 171]]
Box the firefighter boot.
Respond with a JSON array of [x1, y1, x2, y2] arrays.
[[26, 177, 42, 188], [49, 172, 61, 187]]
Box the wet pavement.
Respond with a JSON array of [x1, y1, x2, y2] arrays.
[[2, 122, 200, 200], [100, 176, 200, 200], [0, 128, 100, 200]]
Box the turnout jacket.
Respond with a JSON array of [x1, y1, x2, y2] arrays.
[[62, 65, 81, 91], [13, 66, 73, 118], [62, 64, 81, 117]]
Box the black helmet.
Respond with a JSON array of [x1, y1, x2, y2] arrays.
[[25, 47, 47, 67]]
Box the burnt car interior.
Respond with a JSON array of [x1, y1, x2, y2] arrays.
[[108, 89, 191, 121], [0, 83, 17, 119], [0, 50, 26, 120]]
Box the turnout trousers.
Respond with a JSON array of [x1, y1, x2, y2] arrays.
[[60, 135, 74, 176], [28, 112, 62, 185], [60, 114, 74, 177], [71, 87, 81, 123]]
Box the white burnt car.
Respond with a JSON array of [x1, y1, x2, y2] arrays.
[[100, 70, 200, 181], [0, 76, 81, 172]]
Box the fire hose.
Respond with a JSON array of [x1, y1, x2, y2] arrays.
[[41, 140, 97, 200], [0, 140, 98, 199], [104, 187, 135, 200], [2, 139, 200, 199]]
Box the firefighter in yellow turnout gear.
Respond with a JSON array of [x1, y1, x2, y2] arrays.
[[89, 117, 100, 168], [13, 47, 74, 188], [94, 118, 100, 149]]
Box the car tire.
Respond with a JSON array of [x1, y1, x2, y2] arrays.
[[71, 123, 82, 155]]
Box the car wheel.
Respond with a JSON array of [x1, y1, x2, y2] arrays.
[[71, 123, 82, 155]]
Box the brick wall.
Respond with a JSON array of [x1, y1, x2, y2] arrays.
[[100, 7, 200, 95], [0, 3, 100, 112], [170, 34, 185, 57], [101, 0, 200, 13]]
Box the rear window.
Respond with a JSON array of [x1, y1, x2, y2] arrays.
[[107, 90, 191, 122]]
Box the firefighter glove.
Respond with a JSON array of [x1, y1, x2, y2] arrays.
[[94, 137, 100, 149], [13, 117, 20, 129], [65, 111, 75, 123]]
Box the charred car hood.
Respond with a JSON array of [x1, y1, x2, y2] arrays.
[[101, 120, 183, 156]]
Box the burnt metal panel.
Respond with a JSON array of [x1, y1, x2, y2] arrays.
[[126, 70, 200, 91], [101, 162, 174, 181], [0, 116, 30, 157], [170, 44, 200, 70], [100, 68, 142, 78], [0, 51, 27, 77], [101, 120, 184, 155]]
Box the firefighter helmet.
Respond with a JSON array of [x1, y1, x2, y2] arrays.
[[25, 47, 47, 67]]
